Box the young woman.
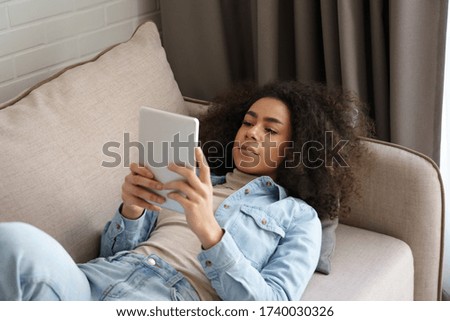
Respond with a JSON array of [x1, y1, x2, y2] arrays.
[[0, 81, 371, 301]]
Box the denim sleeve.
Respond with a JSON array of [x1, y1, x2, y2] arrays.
[[99, 205, 159, 257], [197, 205, 322, 301]]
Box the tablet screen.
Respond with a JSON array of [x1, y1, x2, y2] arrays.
[[139, 106, 199, 213]]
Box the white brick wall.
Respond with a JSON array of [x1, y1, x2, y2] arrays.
[[0, 0, 161, 104]]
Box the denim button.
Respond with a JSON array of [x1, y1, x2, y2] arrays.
[[244, 188, 250, 194], [205, 260, 212, 267], [266, 181, 272, 187], [148, 258, 156, 266], [223, 204, 230, 209], [261, 218, 267, 225]]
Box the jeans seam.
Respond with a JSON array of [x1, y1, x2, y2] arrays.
[[20, 274, 63, 300]]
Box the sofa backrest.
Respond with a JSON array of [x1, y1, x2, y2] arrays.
[[0, 22, 187, 263]]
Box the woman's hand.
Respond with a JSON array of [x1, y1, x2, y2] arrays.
[[121, 163, 166, 220], [164, 147, 223, 249]]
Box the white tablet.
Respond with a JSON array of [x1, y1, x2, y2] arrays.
[[139, 106, 199, 213]]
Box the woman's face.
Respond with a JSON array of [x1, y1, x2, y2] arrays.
[[233, 97, 292, 179]]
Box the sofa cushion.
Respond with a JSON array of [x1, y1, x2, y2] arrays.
[[301, 224, 414, 300], [0, 21, 186, 263]]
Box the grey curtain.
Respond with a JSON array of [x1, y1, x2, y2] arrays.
[[160, 0, 447, 164]]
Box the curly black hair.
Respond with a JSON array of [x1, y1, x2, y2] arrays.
[[199, 81, 374, 219]]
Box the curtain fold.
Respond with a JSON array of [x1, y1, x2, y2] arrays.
[[320, 0, 341, 87], [389, 0, 447, 162], [368, 0, 390, 141], [160, 0, 447, 164], [294, 0, 324, 82]]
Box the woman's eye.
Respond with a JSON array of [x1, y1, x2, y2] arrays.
[[242, 121, 253, 126], [265, 128, 277, 134]]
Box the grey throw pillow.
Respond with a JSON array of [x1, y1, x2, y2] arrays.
[[315, 217, 338, 274]]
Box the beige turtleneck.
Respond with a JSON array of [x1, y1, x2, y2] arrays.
[[132, 169, 257, 300]]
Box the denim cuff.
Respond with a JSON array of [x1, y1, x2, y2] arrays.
[[108, 209, 147, 236], [197, 230, 244, 278], [106, 208, 153, 250]]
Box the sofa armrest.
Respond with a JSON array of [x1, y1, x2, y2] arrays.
[[341, 137, 445, 300]]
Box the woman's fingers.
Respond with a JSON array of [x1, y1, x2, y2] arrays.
[[165, 148, 211, 188], [166, 191, 190, 210], [123, 163, 166, 206], [123, 181, 165, 204], [166, 163, 200, 189], [122, 190, 162, 212], [125, 168, 164, 191], [164, 180, 199, 202], [130, 162, 154, 179], [196, 147, 211, 185], [164, 148, 212, 202]]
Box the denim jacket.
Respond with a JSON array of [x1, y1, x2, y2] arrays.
[[100, 174, 322, 301]]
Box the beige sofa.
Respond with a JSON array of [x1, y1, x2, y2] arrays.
[[0, 21, 445, 300]]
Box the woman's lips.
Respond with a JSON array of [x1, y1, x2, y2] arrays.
[[240, 143, 259, 157]]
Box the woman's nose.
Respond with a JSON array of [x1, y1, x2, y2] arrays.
[[246, 125, 260, 140]]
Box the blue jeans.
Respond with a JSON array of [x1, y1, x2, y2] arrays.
[[0, 222, 200, 301]]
